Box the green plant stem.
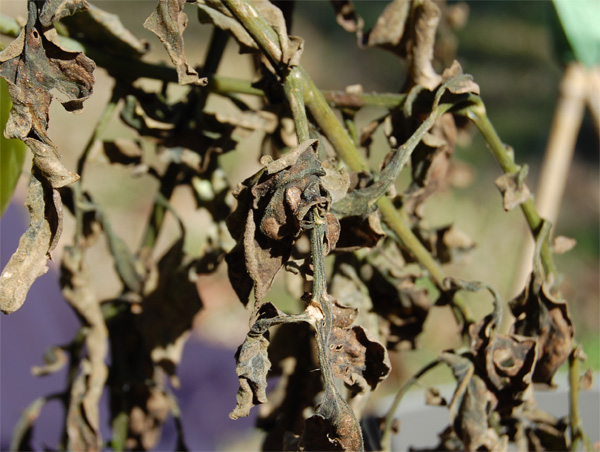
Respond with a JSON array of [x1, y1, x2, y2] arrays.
[[380, 359, 442, 451], [461, 100, 556, 278], [568, 347, 592, 451], [284, 67, 310, 143]]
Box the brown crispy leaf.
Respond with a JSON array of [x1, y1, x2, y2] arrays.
[[328, 324, 391, 394], [39, 0, 90, 27], [439, 351, 505, 451], [0, 170, 60, 314], [226, 141, 337, 305], [494, 166, 531, 212], [510, 274, 574, 385], [364, 0, 410, 49], [1, 2, 94, 187], [230, 303, 285, 420], [258, 322, 323, 450], [409, 0, 442, 90], [144, 0, 206, 85]]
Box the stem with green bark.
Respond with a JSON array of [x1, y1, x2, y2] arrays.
[[568, 347, 592, 451]]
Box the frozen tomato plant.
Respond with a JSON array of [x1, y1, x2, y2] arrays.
[[0, 1, 593, 451]]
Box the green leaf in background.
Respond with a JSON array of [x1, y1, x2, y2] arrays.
[[1, 77, 27, 217], [553, 0, 600, 67]]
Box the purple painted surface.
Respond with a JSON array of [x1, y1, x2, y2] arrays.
[[1, 201, 255, 451]]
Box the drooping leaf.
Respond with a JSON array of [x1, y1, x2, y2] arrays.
[[494, 165, 532, 212], [0, 1, 94, 187], [509, 273, 573, 385], [144, 0, 206, 86], [328, 323, 391, 395], [226, 140, 339, 305], [0, 170, 60, 314], [230, 303, 293, 420], [257, 322, 323, 451], [439, 351, 506, 451]]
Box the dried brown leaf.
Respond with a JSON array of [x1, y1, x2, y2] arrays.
[[495, 167, 531, 212], [226, 141, 338, 305], [144, 0, 206, 85], [510, 273, 574, 385], [230, 303, 285, 420], [0, 171, 60, 314], [364, 0, 410, 49], [439, 352, 504, 451], [1, 2, 94, 187], [39, 0, 90, 27], [329, 324, 391, 394]]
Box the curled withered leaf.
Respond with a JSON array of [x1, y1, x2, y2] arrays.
[[62, 3, 150, 58], [230, 303, 287, 420], [465, 282, 537, 412], [494, 166, 531, 212], [0, 0, 94, 187], [226, 140, 339, 305], [441, 60, 480, 95], [409, 0, 443, 90], [509, 273, 573, 385], [363, 0, 410, 50], [197, 0, 304, 70], [439, 351, 505, 452], [328, 322, 391, 394], [0, 170, 61, 314], [144, 0, 206, 86], [39, 0, 90, 27]]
